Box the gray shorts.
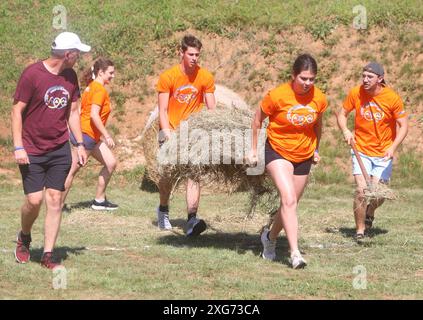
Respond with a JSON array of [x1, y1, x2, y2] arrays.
[[69, 132, 98, 150], [351, 149, 393, 182]]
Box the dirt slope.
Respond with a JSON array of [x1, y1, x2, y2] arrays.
[[1, 25, 422, 171]]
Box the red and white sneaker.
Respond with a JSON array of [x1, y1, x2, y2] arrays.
[[15, 231, 31, 264], [40, 252, 61, 270]]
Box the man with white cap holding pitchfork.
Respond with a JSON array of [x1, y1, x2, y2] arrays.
[[336, 62, 408, 241]]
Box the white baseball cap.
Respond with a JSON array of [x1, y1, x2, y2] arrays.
[[51, 32, 91, 52]]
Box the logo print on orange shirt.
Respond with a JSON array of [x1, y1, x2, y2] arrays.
[[44, 85, 70, 110], [287, 105, 317, 126], [360, 102, 384, 122], [174, 85, 198, 104]]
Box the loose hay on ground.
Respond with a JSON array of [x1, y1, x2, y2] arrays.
[[364, 183, 397, 201]]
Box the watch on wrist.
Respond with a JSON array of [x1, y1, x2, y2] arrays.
[[76, 142, 85, 147]]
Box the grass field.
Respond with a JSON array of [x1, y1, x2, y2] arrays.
[[1, 174, 423, 299]]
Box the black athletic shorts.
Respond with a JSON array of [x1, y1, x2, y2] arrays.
[[264, 140, 313, 176], [19, 142, 72, 194]]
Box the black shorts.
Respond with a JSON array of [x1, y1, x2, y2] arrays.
[[265, 141, 312, 176], [19, 142, 72, 194]]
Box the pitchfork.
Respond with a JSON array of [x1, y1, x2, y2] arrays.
[[351, 142, 396, 200]]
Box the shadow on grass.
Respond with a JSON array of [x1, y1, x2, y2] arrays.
[[155, 218, 292, 266], [337, 227, 388, 238], [139, 175, 159, 193], [151, 217, 187, 230], [29, 246, 86, 263], [66, 201, 94, 211]]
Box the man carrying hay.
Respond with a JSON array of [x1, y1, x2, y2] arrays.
[[155, 34, 216, 236], [336, 62, 408, 240]]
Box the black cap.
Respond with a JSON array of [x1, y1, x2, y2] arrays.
[[363, 62, 384, 76], [363, 62, 385, 84]]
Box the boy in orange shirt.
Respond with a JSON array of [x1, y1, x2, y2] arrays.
[[336, 62, 408, 240], [156, 35, 216, 236]]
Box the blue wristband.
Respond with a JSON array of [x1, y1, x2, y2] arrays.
[[14, 146, 25, 151], [314, 149, 319, 153]]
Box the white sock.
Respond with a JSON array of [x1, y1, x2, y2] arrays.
[[95, 198, 105, 203]]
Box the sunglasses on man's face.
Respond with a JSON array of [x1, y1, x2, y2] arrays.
[[67, 50, 80, 58]]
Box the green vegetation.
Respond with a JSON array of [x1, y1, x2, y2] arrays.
[[109, 91, 127, 121], [1, 0, 423, 115], [1, 1, 422, 183], [0, 136, 12, 148], [392, 150, 423, 188]]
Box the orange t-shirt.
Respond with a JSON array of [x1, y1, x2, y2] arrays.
[[261, 82, 328, 163], [80, 81, 111, 142], [343, 85, 406, 157], [156, 64, 215, 129]]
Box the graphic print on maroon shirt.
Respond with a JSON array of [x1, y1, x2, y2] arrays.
[[14, 61, 80, 155]]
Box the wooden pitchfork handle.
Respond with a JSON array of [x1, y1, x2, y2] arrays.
[[351, 142, 371, 186]]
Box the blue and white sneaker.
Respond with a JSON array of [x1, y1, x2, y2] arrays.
[[260, 228, 276, 261], [157, 207, 172, 230], [186, 216, 207, 236]]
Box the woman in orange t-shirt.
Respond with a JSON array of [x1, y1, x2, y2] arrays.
[[251, 54, 328, 269], [62, 58, 118, 211]]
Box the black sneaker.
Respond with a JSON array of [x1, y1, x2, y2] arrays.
[[91, 199, 119, 211]]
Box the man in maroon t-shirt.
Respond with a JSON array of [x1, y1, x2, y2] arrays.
[[11, 32, 90, 269]]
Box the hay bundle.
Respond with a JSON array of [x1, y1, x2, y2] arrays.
[[143, 104, 255, 189], [351, 144, 397, 201], [141, 85, 279, 216], [156, 106, 252, 182]]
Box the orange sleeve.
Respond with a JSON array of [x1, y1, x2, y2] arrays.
[[342, 89, 356, 112], [392, 96, 406, 119], [91, 86, 106, 106], [260, 92, 275, 116], [319, 94, 328, 114], [156, 72, 171, 93]]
